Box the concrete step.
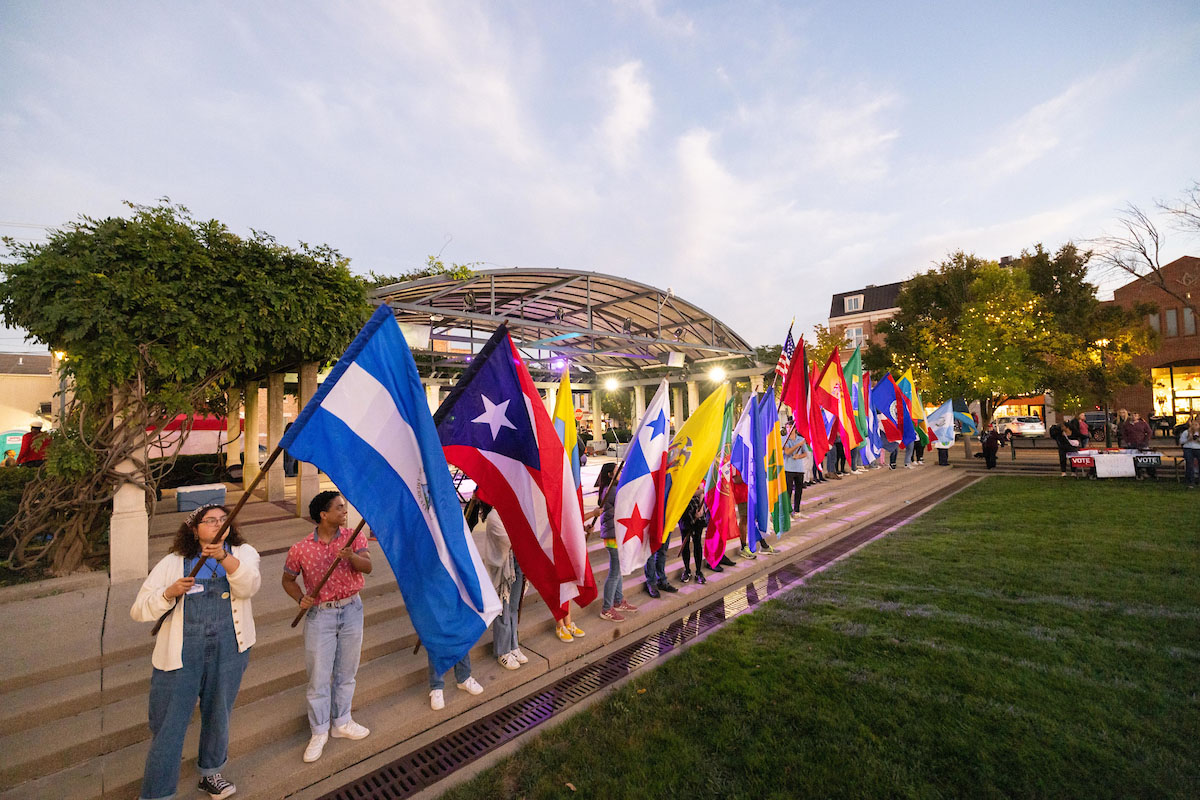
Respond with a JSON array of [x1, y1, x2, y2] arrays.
[[0, 466, 965, 799]]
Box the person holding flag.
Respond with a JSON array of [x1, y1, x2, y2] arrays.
[[782, 414, 809, 518], [277, 306, 502, 717], [593, 462, 639, 621], [611, 380, 672, 597], [550, 370, 587, 642]]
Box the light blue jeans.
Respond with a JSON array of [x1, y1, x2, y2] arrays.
[[492, 558, 524, 656], [140, 575, 249, 800], [602, 547, 624, 611], [303, 594, 364, 734], [428, 654, 472, 689]]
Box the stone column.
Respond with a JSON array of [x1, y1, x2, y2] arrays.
[[543, 386, 557, 416], [109, 390, 148, 582], [242, 380, 260, 491], [224, 386, 242, 478], [591, 389, 603, 446], [671, 385, 684, 430], [686, 381, 700, 419], [296, 362, 320, 518], [633, 384, 646, 422], [266, 372, 285, 501], [425, 383, 441, 415]]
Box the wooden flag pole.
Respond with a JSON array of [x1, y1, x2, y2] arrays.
[[150, 443, 286, 636], [289, 518, 369, 628], [584, 459, 626, 535]]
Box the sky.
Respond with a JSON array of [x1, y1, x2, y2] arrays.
[[3, 0, 1199, 355]]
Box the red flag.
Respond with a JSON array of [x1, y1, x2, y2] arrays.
[[807, 354, 831, 465], [779, 335, 810, 440]]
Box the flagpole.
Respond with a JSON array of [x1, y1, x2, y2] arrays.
[[289, 518, 369, 628], [768, 317, 795, 397], [150, 443, 286, 636]]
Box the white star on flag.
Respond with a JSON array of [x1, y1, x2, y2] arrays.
[[472, 394, 517, 439]]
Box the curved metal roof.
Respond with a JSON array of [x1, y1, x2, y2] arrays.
[[371, 268, 754, 383]]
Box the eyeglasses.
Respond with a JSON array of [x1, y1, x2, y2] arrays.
[[199, 516, 229, 527]]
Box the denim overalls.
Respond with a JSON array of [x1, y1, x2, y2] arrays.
[[140, 554, 250, 800]]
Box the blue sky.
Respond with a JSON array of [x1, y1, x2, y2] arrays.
[[3, 0, 1199, 354]]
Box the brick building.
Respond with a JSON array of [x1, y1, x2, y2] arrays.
[[1109, 255, 1200, 425], [827, 281, 904, 359]]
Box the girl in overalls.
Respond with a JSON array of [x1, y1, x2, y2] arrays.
[[131, 503, 262, 799]]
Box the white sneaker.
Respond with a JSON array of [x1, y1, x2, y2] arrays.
[[303, 732, 328, 763], [331, 719, 370, 740], [456, 676, 484, 695], [498, 652, 521, 670], [511, 648, 529, 664], [430, 689, 445, 710]]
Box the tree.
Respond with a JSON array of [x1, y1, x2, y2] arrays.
[[364, 254, 479, 289], [802, 325, 849, 369], [1089, 181, 1200, 318], [0, 202, 370, 574], [861, 246, 1155, 425]]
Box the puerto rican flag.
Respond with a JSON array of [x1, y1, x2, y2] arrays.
[[612, 380, 670, 575], [434, 325, 597, 620]]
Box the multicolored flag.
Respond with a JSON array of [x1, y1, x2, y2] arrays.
[[280, 306, 501, 674], [871, 373, 917, 446], [612, 380, 670, 574], [806, 350, 832, 464], [897, 369, 930, 451], [860, 372, 884, 464], [551, 369, 582, 509], [844, 346, 869, 443], [814, 349, 864, 450], [952, 399, 978, 435], [774, 321, 795, 384], [703, 395, 738, 569], [434, 324, 597, 621], [761, 397, 791, 535], [926, 399, 957, 447], [663, 383, 730, 536]]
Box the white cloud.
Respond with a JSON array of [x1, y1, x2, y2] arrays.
[[599, 61, 653, 169], [615, 0, 695, 37]]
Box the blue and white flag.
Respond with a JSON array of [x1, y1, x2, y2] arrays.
[[926, 399, 957, 447], [281, 305, 501, 675]]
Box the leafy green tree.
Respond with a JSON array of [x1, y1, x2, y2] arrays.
[[0, 202, 369, 574], [803, 325, 849, 370], [364, 255, 479, 288]]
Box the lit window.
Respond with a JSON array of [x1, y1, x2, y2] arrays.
[[844, 295, 863, 313], [1166, 308, 1178, 337], [845, 326, 865, 348], [1185, 307, 1196, 336]]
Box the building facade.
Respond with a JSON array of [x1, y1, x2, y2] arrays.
[[1110, 255, 1200, 424], [827, 281, 904, 359]]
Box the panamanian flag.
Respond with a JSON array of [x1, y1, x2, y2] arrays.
[[280, 305, 501, 675], [612, 379, 670, 575], [434, 325, 597, 620]]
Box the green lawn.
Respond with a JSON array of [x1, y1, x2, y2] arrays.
[[441, 477, 1200, 799]]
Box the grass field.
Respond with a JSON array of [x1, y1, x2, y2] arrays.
[[441, 477, 1199, 799]]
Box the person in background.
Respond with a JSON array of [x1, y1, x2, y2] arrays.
[[1, 449, 17, 468], [782, 421, 808, 517], [981, 426, 1002, 470], [17, 422, 49, 467], [1180, 418, 1200, 489], [1124, 412, 1152, 450], [592, 462, 639, 621], [1049, 419, 1080, 477], [678, 484, 709, 585], [131, 504, 261, 800], [1115, 409, 1130, 448], [478, 502, 528, 670]]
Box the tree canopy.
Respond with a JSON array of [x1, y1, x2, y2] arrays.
[[0, 201, 371, 574], [863, 245, 1156, 422]]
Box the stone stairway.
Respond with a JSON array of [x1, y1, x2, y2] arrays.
[[0, 463, 969, 800]]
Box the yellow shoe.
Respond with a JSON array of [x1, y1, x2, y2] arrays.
[[555, 624, 574, 642], [567, 622, 585, 638]]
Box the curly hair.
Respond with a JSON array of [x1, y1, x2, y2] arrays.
[[170, 504, 244, 559]]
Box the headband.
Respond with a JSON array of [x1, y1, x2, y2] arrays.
[[185, 503, 226, 528]]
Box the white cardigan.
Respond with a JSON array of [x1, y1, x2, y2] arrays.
[[130, 543, 262, 672]]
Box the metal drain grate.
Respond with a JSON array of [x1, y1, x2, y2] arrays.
[[319, 475, 976, 800]]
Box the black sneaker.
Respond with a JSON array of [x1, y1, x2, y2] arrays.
[[680, 569, 692, 583], [645, 580, 661, 598], [718, 555, 736, 567], [198, 773, 236, 799], [695, 572, 707, 585], [657, 580, 679, 593]]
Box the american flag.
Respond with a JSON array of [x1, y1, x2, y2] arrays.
[[774, 327, 795, 381]]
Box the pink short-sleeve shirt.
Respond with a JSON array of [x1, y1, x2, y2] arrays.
[[284, 526, 369, 603]]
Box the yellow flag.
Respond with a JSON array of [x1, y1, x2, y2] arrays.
[[663, 384, 730, 535], [898, 369, 927, 422]]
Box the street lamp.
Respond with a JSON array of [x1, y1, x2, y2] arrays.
[[708, 366, 726, 383]]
